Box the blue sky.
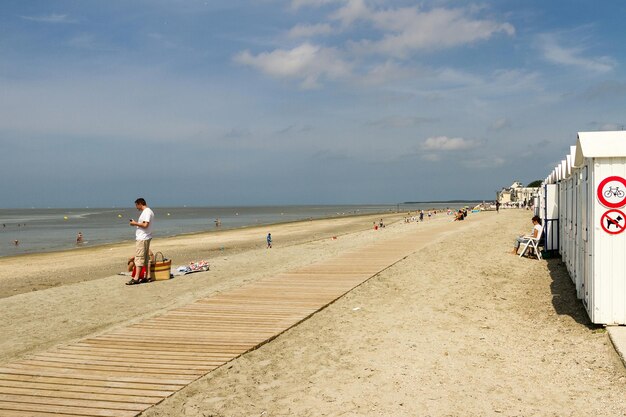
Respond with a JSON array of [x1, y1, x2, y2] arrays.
[[1, 0, 625, 208]]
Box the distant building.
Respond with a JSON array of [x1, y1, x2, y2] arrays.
[[497, 181, 539, 206]]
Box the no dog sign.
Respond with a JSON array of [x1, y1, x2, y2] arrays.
[[597, 176, 626, 208], [600, 209, 626, 235]]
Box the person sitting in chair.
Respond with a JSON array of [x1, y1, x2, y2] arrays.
[[512, 215, 542, 255]]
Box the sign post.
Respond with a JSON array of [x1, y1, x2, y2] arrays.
[[600, 209, 626, 235], [597, 176, 626, 208]]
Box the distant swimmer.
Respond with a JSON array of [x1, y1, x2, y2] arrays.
[[13, 240, 19, 246], [76, 232, 84, 244]]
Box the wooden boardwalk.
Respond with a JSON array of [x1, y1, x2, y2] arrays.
[[0, 230, 428, 416]]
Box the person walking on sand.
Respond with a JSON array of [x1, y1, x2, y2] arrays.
[[267, 232, 272, 248], [127, 198, 154, 285], [496, 200, 501, 213]]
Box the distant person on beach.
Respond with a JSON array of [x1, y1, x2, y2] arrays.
[[127, 198, 154, 285], [454, 210, 464, 221], [13, 240, 19, 246], [267, 232, 272, 248], [419, 211, 424, 222], [496, 201, 501, 213], [512, 215, 542, 255], [76, 232, 83, 244], [379, 219, 384, 228]]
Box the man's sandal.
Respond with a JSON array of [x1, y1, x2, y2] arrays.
[[125, 279, 140, 285]]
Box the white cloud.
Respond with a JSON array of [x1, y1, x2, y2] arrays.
[[238, 3, 514, 87], [67, 34, 97, 49], [422, 153, 442, 162], [597, 123, 625, 131], [358, 60, 417, 85], [344, 6, 514, 57], [368, 116, 435, 128], [422, 136, 479, 151], [287, 23, 334, 39], [588, 122, 626, 131], [540, 34, 615, 74], [435, 67, 483, 87], [331, 0, 370, 27], [290, 0, 340, 10], [462, 156, 506, 169], [580, 80, 626, 101], [490, 118, 511, 131], [234, 43, 352, 88], [20, 13, 75, 23], [0, 71, 250, 143]]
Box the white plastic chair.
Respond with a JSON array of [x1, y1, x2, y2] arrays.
[[519, 226, 543, 259]]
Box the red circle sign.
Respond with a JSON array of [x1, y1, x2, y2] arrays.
[[597, 176, 626, 208], [600, 209, 626, 235]]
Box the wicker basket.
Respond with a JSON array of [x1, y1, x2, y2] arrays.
[[150, 252, 172, 280]]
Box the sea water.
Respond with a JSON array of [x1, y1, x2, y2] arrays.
[[0, 203, 478, 258]]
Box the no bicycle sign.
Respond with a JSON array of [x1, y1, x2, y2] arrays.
[[597, 176, 626, 208], [600, 209, 626, 235]]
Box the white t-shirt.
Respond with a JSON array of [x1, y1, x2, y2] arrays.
[[136, 207, 154, 240], [533, 224, 542, 238]]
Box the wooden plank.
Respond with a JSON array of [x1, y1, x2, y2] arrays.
[[53, 346, 238, 361], [0, 373, 181, 393], [0, 401, 139, 417], [7, 362, 204, 379], [33, 352, 226, 366], [109, 327, 283, 336], [86, 337, 268, 347], [22, 357, 217, 372], [0, 368, 191, 386], [81, 342, 265, 352], [0, 393, 149, 411], [0, 409, 81, 417], [0, 386, 158, 405], [0, 380, 172, 398], [73, 341, 249, 354]]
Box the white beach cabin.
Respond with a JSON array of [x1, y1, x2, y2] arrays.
[[573, 131, 626, 324]]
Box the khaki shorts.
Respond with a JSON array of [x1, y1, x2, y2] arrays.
[[134, 239, 152, 268]]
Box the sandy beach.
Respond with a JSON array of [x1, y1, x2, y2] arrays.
[[2, 209, 626, 416]]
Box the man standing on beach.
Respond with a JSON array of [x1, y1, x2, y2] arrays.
[[267, 232, 272, 249], [128, 198, 154, 283]]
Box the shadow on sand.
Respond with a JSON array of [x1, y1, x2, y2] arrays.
[[545, 256, 602, 330]]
